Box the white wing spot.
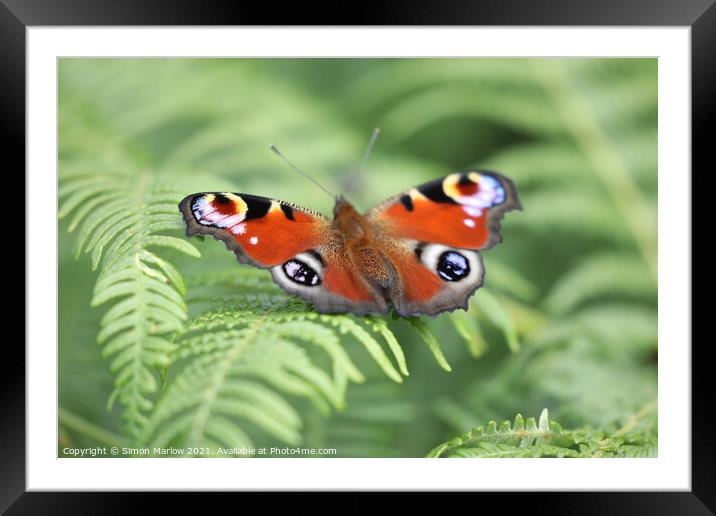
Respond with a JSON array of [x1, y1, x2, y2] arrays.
[[249, 236, 259, 245], [230, 223, 247, 235], [463, 218, 476, 228]]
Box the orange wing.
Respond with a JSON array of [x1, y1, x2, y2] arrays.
[[368, 171, 521, 251], [179, 192, 329, 268]]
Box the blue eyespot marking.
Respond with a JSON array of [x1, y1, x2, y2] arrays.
[[437, 251, 470, 282], [283, 259, 321, 286]]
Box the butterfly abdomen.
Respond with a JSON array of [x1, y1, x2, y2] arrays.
[[353, 246, 391, 290]]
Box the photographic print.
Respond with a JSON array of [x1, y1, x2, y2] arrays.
[[57, 57, 657, 459]]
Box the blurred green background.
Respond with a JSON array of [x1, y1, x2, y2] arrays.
[[59, 58, 657, 458]]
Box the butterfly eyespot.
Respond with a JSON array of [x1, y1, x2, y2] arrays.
[[436, 251, 470, 282], [282, 259, 321, 286]]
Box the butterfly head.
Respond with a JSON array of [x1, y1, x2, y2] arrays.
[[332, 195, 369, 242]]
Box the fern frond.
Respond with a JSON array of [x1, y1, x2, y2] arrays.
[[141, 256, 463, 455], [60, 170, 201, 440], [427, 409, 572, 458], [142, 295, 414, 454], [148, 328, 323, 449], [182, 294, 408, 384], [427, 408, 657, 458], [182, 263, 448, 381]]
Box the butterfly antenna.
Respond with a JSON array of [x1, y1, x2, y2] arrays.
[[346, 127, 381, 197], [269, 144, 335, 199]]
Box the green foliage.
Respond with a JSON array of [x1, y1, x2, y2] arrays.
[[427, 408, 657, 458], [58, 58, 657, 458], [59, 169, 201, 439], [142, 281, 420, 454]]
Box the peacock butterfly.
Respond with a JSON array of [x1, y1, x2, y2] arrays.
[[178, 173, 520, 317], [178, 145, 521, 317]]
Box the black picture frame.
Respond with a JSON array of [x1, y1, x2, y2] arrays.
[[4, 0, 709, 512]]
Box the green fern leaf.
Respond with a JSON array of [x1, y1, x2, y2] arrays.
[[427, 408, 656, 458], [142, 295, 409, 455], [59, 170, 202, 440]]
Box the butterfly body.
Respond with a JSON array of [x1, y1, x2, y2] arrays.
[[179, 171, 520, 317]]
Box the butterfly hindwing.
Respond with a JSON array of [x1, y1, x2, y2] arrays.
[[379, 241, 485, 316], [270, 246, 389, 316], [178, 192, 388, 314]]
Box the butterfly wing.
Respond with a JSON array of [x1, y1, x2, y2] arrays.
[[366, 171, 520, 316], [179, 192, 388, 314], [368, 171, 521, 250]]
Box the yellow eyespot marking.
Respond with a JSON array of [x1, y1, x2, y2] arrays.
[[442, 173, 464, 200]]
